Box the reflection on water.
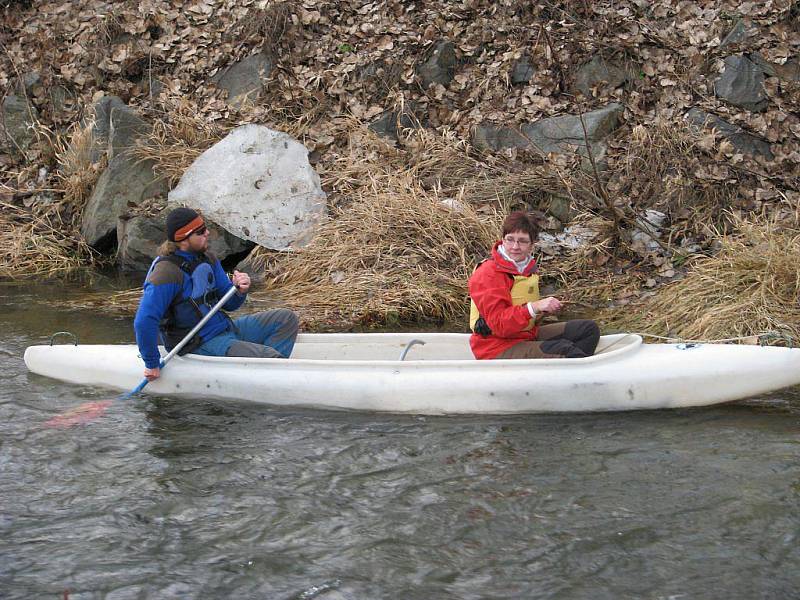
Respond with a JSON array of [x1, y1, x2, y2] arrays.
[[1, 281, 800, 599]]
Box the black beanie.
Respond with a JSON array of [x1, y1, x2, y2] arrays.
[[166, 207, 201, 242]]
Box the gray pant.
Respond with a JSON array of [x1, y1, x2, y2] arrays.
[[225, 309, 300, 359], [497, 320, 600, 359]]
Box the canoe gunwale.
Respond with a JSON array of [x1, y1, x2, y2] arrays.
[[169, 333, 643, 367]]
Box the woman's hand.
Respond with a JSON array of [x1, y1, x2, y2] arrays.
[[530, 297, 562, 315]]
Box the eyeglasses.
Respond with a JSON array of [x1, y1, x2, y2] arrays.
[[503, 236, 532, 247], [190, 226, 208, 237]]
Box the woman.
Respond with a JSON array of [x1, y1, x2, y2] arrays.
[[468, 210, 599, 359]]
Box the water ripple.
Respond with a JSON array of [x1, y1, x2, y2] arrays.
[[2, 282, 800, 599]]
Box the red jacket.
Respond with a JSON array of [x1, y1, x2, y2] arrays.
[[468, 242, 539, 359]]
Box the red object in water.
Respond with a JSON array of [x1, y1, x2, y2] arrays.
[[45, 401, 113, 428]]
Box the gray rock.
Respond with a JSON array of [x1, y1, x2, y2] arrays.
[[168, 124, 326, 250], [369, 105, 424, 141], [714, 55, 767, 111], [49, 85, 74, 116], [473, 103, 624, 158], [546, 195, 573, 224], [108, 104, 149, 159], [574, 56, 629, 96], [211, 52, 273, 108], [719, 20, 753, 49], [91, 95, 127, 142], [116, 211, 167, 271], [510, 57, 534, 85], [472, 126, 526, 152], [89, 95, 127, 162], [2, 95, 39, 153], [522, 104, 623, 152], [685, 108, 773, 159], [80, 154, 168, 248], [417, 41, 457, 88], [117, 208, 252, 271], [750, 53, 800, 82], [233, 250, 267, 282], [83, 96, 149, 162], [16, 71, 42, 96]]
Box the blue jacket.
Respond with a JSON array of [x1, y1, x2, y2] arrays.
[[133, 250, 245, 368]]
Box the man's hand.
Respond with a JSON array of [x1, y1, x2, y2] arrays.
[[231, 270, 251, 293], [144, 367, 161, 381]]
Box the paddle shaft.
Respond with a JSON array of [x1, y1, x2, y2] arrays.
[[123, 285, 239, 399]]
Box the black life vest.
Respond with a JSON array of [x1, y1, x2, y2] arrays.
[[157, 253, 226, 354]]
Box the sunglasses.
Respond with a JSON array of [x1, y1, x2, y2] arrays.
[[189, 226, 208, 237]]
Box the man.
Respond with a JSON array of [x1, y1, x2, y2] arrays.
[[134, 207, 299, 381]]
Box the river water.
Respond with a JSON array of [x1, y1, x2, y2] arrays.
[[2, 280, 799, 599]]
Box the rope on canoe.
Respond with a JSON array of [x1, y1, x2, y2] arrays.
[[596, 330, 796, 355], [632, 331, 796, 348]]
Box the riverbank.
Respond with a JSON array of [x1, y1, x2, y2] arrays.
[[1, 1, 798, 338]]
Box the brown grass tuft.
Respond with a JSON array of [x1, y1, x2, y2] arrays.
[[600, 218, 800, 343], [47, 120, 106, 213], [609, 121, 748, 240], [229, 2, 294, 54], [134, 96, 227, 186], [259, 167, 501, 329], [0, 200, 94, 279]]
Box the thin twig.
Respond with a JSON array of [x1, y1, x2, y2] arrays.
[[577, 110, 626, 232]]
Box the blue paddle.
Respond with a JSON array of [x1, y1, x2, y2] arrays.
[[120, 285, 239, 399], [46, 285, 239, 427]]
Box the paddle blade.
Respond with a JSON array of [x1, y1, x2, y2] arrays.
[[44, 400, 113, 428]]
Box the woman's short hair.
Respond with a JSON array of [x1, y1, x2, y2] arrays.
[[502, 210, 539, 240]]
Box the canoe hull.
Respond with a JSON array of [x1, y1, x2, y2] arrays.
[[23, 333, 800, 414]]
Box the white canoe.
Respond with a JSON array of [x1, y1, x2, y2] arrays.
[[23, 333, 800, 414]]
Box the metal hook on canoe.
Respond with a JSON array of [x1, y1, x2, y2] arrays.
[[398, 339, 425, 361], [49, 331, 78, 346]]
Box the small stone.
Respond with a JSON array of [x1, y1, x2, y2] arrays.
[[417, 41, 457, 88], [714, 55, 767, 112], [510, 58, 534, 85]]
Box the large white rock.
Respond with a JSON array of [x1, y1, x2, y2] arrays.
[[168, 124, 326, 249]]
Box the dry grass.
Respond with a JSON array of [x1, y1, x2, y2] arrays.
[[230, 2, 294, 54], [0, 116, 106, 279], [134, 96, 227, 186], [0, 200, 94, 279], [610, 122, 747, 240], [47, 119, 106, 213], [540, 212, 639, 308], [250, 124, 523, 329], [600, 219, 800, 343], [404, 127, 574, 209], [259, 167, 501, 329]]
